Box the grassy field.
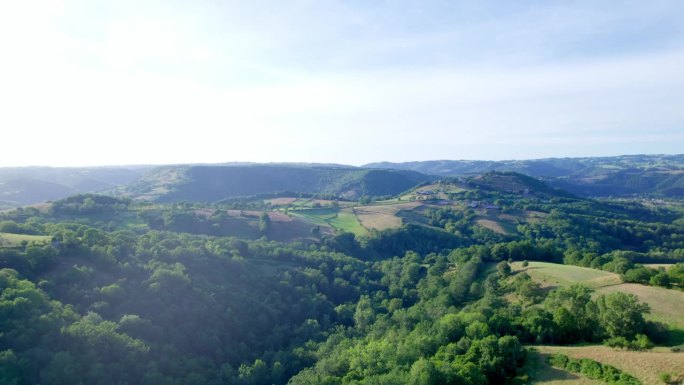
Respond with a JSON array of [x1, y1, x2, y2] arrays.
[[0, 232, 52, 247], [596, 283, 684, 344], [329, 209, 367, 235], [355, 209, 402, 231], [533, 346, 684, 385], [354, 202, 420, 231], [475, 218, 509, 234], [514, 262, 684, 344], [643, 263, 675, 270], [291, 208, 367, 235], [530, 351, 602, 385], [511, 262, 622, 289]]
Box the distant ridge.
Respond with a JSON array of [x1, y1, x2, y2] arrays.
[[0, 166, 153, 208], [116, 164, 434, 202], [1, 154, 682, 208], [364, 154, 684, 197]]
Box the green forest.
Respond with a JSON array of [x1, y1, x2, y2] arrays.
[[1, 172, 683, 384]]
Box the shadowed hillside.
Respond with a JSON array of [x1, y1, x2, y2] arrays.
[[365, 154, 684, 197], [117, 165, 433, 202]]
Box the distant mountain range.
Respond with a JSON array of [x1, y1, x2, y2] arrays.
[[365, 154, 684, 197], [114, 165, 432, 202], [0, 154, 682, 208], [0, 166, 153, 208]]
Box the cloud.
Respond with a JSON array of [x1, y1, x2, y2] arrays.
[[0, 1, 682, 166]]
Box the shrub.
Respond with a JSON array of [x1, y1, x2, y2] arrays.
[[580, 358, 603, 379], [605, 336, 631, 349], [548, 354, 568, 368], [565, 358, 581, 373], [658, 372, 672, 384], [632, 334, 653, 351], [547, 354, 642, 385]]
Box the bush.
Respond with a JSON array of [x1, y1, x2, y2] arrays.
[[632, 334, 653, 351], [605, 336, 631, 349], [547, 354, 642, 385], [658, 372, 672, 384], [566, 358, 581, 373], [670, 344, 684, 353], [580, 358, 603, 379], [604, 334, 652, 351], [548, 354, 568, 368]]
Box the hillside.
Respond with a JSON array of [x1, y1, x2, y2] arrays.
[[365, 154, 684, 197], [0, 166, 152, 208], [117, 165, 433, 202], [466, 172, 570, 197], [0, 178, 683, 385], [534, 346, 684, 385], [2, 155, 682, 208]]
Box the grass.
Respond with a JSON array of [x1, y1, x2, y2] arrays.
[[475, 219, 508, 234], [0, 232, 52, 247], [330, 209, 367, 235], [643, 263, 675, 270], [355, 210, 403, 231], [353, 202, 421, 231], [511, 262, 622, 289], [533, 345, 684, 385], [291, 208, 367, 236], [265, 197, 298, 206], [530, 350, 602, 385], [596, 283, 684, 344]]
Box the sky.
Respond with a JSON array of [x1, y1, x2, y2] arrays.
[[1, 0, 683, 167]]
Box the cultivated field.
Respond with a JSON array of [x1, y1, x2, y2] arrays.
[[290, 208, 367, 235], [354, 202, 419, 231], [265, 197, 298, 205], [511, 262, 623, 289], [533, 345, 684, 385]]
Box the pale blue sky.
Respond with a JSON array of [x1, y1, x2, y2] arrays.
[[1, 0, 683, 166]]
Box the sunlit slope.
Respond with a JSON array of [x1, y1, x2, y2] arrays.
[[596, 283, 684, 332], [511, 262, 622, 289], [533, 346, 684, 385]]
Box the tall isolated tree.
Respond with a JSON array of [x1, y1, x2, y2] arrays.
[[595, 292, 649, 339]]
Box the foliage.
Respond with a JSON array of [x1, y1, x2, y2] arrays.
[[547, 353, 641, 385]]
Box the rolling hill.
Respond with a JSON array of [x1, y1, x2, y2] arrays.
[[365, 154, 684, 197], [0, 166, 152, 208], [116, 165, 434, 202]]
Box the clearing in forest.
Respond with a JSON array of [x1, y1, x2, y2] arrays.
[[290, 208, 367, 235], [533, 345, 684, 385], [511, 262, 622, 289], [0, 232, 52, 248], [596, 283, 684, 343], [354, 202, 420, 231], [530, 350, 602, 385]]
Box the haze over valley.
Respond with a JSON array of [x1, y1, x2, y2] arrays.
[[1, 1, 684, 384]]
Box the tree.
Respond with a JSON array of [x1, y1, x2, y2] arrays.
[[259, 212, 271, 235], [409, 358, 439, 385], [497, 261, 511, 277], [595, 292, 649, 339], [353, 295, 374, 330], [543, 285, 597, 342]]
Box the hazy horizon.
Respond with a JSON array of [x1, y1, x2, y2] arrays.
[[0, 152, 682, 169], [2, 1, 683, 167]]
